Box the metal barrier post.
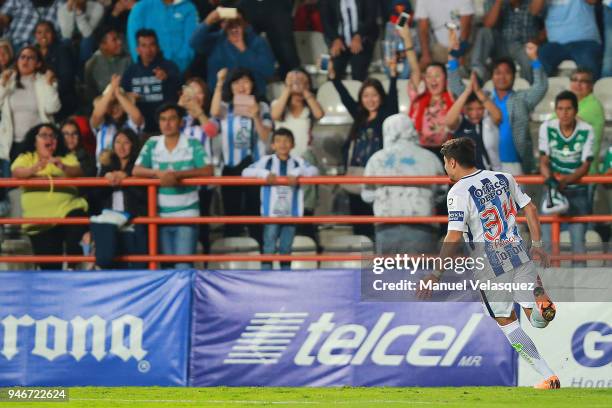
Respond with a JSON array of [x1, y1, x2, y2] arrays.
[[551, 218, 561, 267], [147, 185, 158, 270]]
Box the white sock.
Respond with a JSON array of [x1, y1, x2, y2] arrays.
[[499, 320, 554, 379]]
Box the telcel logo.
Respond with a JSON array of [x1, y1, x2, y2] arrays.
[[1, 314, 148, 362], [294, 313, 483, 366], [572, 322, 612, 367]]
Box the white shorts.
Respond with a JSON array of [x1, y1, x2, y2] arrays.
[[479, 261, 537, 318]]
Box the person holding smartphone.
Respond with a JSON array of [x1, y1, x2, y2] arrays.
[[209, 67, 273, 245], [271, 69, 324, 158], [190, 7, 275, 98]]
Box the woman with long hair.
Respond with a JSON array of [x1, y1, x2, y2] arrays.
[[0, 46, 60, 163], [61, 118, 97, 177], [11, 123, 87, 270], [90, 128, 147, 269], [328, 57, 399, 237], [210, 67, 272, 244], [402, 24, 454, 160]]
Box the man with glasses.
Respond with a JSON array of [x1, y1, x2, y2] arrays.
[[569, 68, 604, 174]]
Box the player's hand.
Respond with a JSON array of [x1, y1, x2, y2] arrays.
[[266, 173, 277, 184], [159, 171, 178, 187], [217, 67, 228, 85], [416, 273, 439, 300], [330, 38, 345, 58], [287, 175, 298, 186], [45, 69, 56, 85], [350, 34, 363, 54], [153, 67, 168, 81], [525, 42, 539, 61], [530, 246, 551, 268]]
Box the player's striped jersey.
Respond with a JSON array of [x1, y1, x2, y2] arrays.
[[446, 169, 532, 278]]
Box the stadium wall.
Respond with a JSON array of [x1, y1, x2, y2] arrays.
[[0, 269, 608, 387]]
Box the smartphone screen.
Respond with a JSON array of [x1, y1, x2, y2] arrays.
[[233, 94, 255, 116], [396, 12, 409, 29], [319, 54, 330, 72]]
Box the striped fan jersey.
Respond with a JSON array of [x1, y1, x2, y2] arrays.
[[216, 101, 272, 168], [242, 154, 319, 217], [135, 133, 207, 217], [446, 169, 532, 278]]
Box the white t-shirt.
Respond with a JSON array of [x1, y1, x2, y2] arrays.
[[446, 169, 531, 278], [271, 101, 312, 158], [414, 0, 475, 47]]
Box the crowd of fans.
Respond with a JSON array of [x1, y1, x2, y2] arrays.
[[0, 0, 611, 270]]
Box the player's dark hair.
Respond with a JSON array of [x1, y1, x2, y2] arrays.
[[272, 127, 295, 145], [465, 93, 482, 106], [136, 28, 158, 45], [555, 90, 578, 111], [156, 103, 185, 123], [572, 67, 594, 83], [492, 57, 516, 78], [441, 137, 477, 168], [222, 67, 258, 102]]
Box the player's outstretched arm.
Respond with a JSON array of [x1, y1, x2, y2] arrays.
[[417, 230, 464, 299], [523, 202, 550, 268]]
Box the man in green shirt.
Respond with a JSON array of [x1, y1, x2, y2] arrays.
[[569, 68, 605, 174], [134, 103, 213, 269], [539, 91, 594, 265]]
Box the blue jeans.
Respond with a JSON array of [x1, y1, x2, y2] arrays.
[[603, 6, 612, 78], [539, 40, 602, 80], [541, 187, 589, 266], [159, 225, 198, 269], [262, 224, 296, 270], [375, 224, 438, 255]]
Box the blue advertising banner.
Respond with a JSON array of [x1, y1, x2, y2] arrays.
[[190, 269, 516, 387], [0, 270, 192, 386]]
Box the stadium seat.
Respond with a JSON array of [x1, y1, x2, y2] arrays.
[[294, 31, 328, 69], [593, 78, 612, 122], [0, 238, 34, 271], [559, 230, 603, 267], [557, 60, 577, 77], [531, 76, 570, 122], [209, 237, 261, 270], [290, 235, 318, 270], [483, 77, 530, 93], [316, 80, 362, 125], [320, 234, 373, 269]]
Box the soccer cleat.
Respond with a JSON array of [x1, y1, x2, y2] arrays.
[[534, 375, 561, 389], [534, 275, 556, 322]]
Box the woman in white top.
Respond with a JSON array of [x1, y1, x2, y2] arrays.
[[210, 67, 273, 243], [271, 68, 324, 157], [0, 46, 60, 163]]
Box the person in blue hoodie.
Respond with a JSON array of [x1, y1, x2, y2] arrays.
[[121, 29, 181, 133], [189, 7, 275, 97], [126, 0, 198, 74]]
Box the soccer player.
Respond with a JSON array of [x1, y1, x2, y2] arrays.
[[421, 137, 560, 389]]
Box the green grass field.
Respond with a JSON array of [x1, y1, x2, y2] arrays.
[[5, 387, 612, 408]]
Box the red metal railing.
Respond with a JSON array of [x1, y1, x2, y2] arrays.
[[1, 175, 611, 269]]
